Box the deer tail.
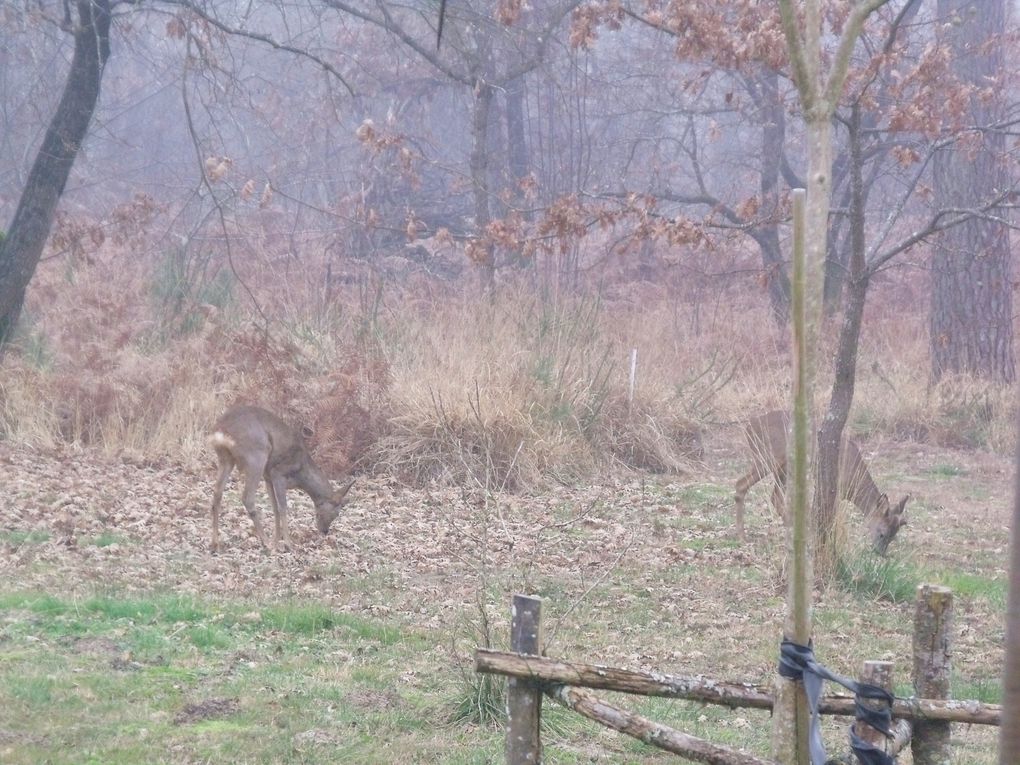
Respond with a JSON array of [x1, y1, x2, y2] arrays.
[[209, 431, 237, 452]]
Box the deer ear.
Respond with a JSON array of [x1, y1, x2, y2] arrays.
[[893, 495, 909, 515], [335, 478, 356, 503]]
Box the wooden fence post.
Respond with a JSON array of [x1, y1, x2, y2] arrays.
[[857, 660, 894, 750], [855, 659, 912, 758], [913, 584, 953, 765], [506, 594, 542, 765]]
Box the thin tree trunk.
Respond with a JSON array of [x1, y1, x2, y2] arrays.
[[505, 73, 531, 269], [930, 0, 1014, 383], [0, 0, 112, 347], [506, 75, 530, 209], [759, 70, 791, 325], [470, 80, 496, 291]]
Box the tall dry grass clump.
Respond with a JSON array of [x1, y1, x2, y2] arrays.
[[370, 292, 718, 490], [851, 307, 1016, 450]]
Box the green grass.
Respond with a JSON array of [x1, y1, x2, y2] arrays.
[[938, 571, 1008, 611], [1, 529, 52, 546], [954, 675, 1002, 705], [0, 589, 436, 765], [835, 550, 921, 603], [84, 529, 130, 548], [836, 550, 1006, 612], [924, 463, 967, 479]]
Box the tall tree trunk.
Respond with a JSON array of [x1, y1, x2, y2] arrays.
[[930, 0, 1015, 383], [0, 0, 112, 346], [816, 104, 868, 559], [470, 80, 496, 291], [1001, 407, 1020, 762]]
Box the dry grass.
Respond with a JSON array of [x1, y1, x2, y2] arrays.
[[1, 242, 1016, 492]]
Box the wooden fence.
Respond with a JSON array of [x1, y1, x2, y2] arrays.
[[475, 586, 1000, 764]]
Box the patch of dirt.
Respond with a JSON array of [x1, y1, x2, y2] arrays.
[[173, 697, 240, 725], [292, 728, 343, 749], [345, 688, 401, 710], [70, 636, 121, 657]]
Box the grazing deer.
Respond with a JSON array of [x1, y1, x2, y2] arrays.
[[209, 405, 355, 552], [734, 410, 907, 554]]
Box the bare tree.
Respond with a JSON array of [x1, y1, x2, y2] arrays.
[[0, 0, 112, 346], [323, 0, 579, 289]]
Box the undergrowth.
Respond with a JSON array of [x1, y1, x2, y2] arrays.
[[1, 237, 1015, 491]]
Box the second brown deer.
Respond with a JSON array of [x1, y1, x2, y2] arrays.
[[734, 411, 907, 555], [209, 405, 355, 552]]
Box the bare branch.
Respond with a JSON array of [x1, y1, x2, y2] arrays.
[[162, 0, 355, 95]]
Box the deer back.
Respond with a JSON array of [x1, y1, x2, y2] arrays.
[[213, 405, 306, 464], [836, 438, 883, 513]]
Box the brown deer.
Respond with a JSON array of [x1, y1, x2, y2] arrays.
[[734, 411, 907, 554], [209, 405, 355, 552]]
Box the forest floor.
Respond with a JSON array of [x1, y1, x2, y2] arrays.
[[0, 427, 1009, 763]]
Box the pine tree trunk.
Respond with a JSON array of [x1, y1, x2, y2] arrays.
[[930, 0, 1014, 383], [0, 1, 112, 347]]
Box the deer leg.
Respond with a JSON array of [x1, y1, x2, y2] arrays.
[[264, 474, 281, 545], [734, 463, 767, 541], [239, 459, 272, 551], [210, 452, 235, 553], [266, 474, 293, 553], [771, 482, 788, 525]]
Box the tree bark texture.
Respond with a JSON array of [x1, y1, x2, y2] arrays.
[[930, 0, 1014, 383], [0, 0, 112, 345]]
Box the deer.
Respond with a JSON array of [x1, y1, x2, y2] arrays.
[[208, 405, 355, 553], [734, 410, 908, 555]]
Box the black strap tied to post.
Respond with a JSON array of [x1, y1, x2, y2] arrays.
[[778, 639, 896, 765]]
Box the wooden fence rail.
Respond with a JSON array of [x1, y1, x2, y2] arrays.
[[479, 586, 998, 764], [474, 650, 1001, 726]]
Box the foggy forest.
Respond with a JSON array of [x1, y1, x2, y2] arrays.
[[1, 1, 1019, 762]]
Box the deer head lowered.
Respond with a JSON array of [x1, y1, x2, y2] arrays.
[[734, 410, 908, 555], [208, 404, 355, 552]]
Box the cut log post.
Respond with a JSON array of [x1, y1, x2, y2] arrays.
[[913, 584, 953, 765], [856, 660, 913, 759], [506, 594, 542, 765], [857, 660, 895, 750]]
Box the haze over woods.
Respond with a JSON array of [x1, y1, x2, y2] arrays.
[[1, 1, 1015, 370], [1, 1, 1020, 762]]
